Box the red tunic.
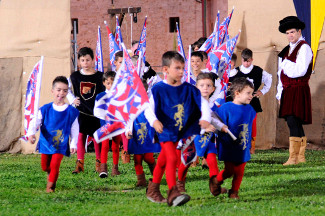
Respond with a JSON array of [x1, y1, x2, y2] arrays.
[[279, 40, 312, 124]]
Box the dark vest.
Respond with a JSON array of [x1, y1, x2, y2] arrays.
[[228, 66, 263, 113]]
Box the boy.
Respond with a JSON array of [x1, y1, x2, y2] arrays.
[[68, 47, 105, 173], [190, 51, 204, 80], [229, 48, 272, 154], [145, 51, 211, 206], [114, 51, 123, 72], [216, 77, 256, 199], [28, 76, 79, 192], [94, 71, 122, 177]]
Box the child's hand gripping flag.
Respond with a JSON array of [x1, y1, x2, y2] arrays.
[[93, 48, 149, 143], [21, 56, 44, 141], [104, 21, 121, 72], [95, 25, 104, 72]]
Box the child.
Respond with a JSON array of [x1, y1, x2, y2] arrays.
[[94, 71, 122, 178], [145, 51, 212, 206], [230, 53, 237, 70], [126, 79, 160, 187], [215, 77, 256, 199], [28, 76, 79, 192], [114, 51, 123, 72], [200, 51, 208, 71], [177, 73, 228, 195], [229, 48, 272, 154], [68, 47, 105, 174], [190, 51, 204, 80]]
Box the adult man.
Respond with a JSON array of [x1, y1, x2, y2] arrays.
[[277, 16, 313, 165]]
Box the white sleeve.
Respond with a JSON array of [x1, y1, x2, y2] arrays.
[[276, 58, 283, 100], [67, 78, 76, 105], [69, 117, 79, 149], [260, 70, 272, 95], [26, 110, 43, 136], [211, 112, 225, 131], [144, 94, 158, 127], [280, 44, 313, 78], [200, 96, 211, 123]]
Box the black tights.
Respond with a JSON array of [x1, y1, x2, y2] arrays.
[[286, 115, 305, 137]]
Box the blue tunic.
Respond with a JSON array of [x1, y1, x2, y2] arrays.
[[216, 102, 256, 163], [151, 81, 202, 142], [128, 112, 161, 154], [194, 133, 217, 157], [37, 103, 79, 157]]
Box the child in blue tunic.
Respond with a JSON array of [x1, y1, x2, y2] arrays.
[[144, 51, 212, 206], [28, 76, 79, 193], [126, 79, 161, 187], [177, 72, 228, 196], [214, 77, 256, 199]]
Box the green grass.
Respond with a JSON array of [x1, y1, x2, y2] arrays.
[[0, 150, 325, 216]]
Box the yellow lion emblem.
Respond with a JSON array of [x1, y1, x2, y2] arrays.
[[238, 124, 249, 150], [52, 129, 64, 149], [137, 122, 148, 145], [173, 103, 184, 131], [199, 133, 212, 148]]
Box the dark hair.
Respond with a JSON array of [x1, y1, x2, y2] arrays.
[[114, 51, 123, 61], [162, 51, 185, 67], [197, 37, 207, 44], [103, 71, 116, 82], [52, 76, 68, 88], [191, 51, 204, 61], [196, 73, 215, 87], [142, 79, 148, 91], [199, 51, 208, 60], [231, 53, 237, 62], [229, 77, 254, 98], [78, 47, 94, 60], [132, 40, 139, 46], [241, 48, 253, 61]]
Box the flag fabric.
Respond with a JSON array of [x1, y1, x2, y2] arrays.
[[115, 16, 124, 50], [199, 12, 219, 53], [95, 25, 104, 72], [217, 8, 234, 47], [21, 56, 44, 141], [104, 21, 121, 72], [176, 22, 186, 58], [207, 32, 240, 107], [93, 48, 149, 143], [179, 135, 197, 166], [135, 16, 147, 77]]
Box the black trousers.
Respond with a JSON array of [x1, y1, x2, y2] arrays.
[[286, 115, 305, 137]]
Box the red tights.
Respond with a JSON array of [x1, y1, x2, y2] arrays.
[[101, 135, 121, 165], [77, 133, 101, 160], [41, 153, 64, 183], [152, 141, 177, 189], [216, 161, 246, 192], [134, 153, 155, 175], [177, 153, 219, 181]]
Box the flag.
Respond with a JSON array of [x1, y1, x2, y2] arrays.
[[207, 32, 240, 107], [217, 8, 234, 47], [179, 135, 197, 166], [135, 16, 147, 77], [115, 16, 124, 50], [21, 56, 44, 141], [93, 48, 149, 143], [95, 25, 104, 72], [176, 22, 185, 58], [199, 12, 219, 53], [183, 45, 196, 85], [104, 21, 121, 71]]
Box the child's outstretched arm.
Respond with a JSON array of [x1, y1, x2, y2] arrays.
[[67, 78, 80, 106], [70, 116, 79, 154], [27, 110, 43, 144], [144, 95, 163, 133], [211, 112, 228, 133], [199, 96, 211, 129]]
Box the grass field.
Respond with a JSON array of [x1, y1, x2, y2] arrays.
[[0, 150, 324, 216]]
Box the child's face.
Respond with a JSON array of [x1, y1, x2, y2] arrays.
[[234, 86, 254, 105], [196, 78, 215, 99], [52, 82, 68, 105], [230, 60, 236, 69], [191, 56, 203, 73], [103, 78, 114, 91], [79, 54, 94, 71], [242, 58, 253, 68], [164, 60, 184, 85], [114, 57, 123, 71]]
